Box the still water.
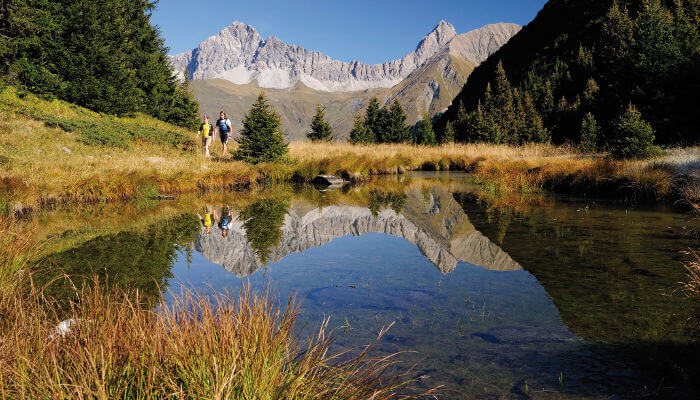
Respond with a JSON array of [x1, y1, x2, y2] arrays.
[[35, 173, 699, 399]]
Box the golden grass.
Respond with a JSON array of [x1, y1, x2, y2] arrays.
[[1, 86, 697, 213], [0, 214, 439, 399], [682, 250, 700, 300]]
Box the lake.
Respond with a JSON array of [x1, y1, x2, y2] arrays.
[[33, 173, 699, 399]]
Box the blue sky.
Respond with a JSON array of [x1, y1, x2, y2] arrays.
[[152, 0, 547, 64]]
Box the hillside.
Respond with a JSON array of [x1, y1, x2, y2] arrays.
[[437, 0, 700, 146]]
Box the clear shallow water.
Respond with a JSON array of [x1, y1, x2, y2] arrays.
[[35, 173, 699, 399]]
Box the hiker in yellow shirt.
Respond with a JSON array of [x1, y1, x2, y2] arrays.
[[196, 115, 214, 158]]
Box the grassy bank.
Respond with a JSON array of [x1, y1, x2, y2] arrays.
[[1, 86, 697, 214], [0, 218, 437, 399]]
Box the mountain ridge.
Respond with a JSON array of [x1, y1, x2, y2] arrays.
[[170, 21, 520, 92]]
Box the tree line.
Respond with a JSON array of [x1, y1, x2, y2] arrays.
[[437, 0, 699, 158], [0, 0, 200, 129]]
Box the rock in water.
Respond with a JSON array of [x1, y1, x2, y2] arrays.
[[312, 175, 345, 187]]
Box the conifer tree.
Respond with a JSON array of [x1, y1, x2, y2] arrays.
[[492, 62, 516, 141], [417, 112, 437, 146], [609, 104, 657, 159], [2, 0, 200, 128], [522, 93, 549, 143], [383, 100, 410, 143], [307, 104, 333, 141], [442, 121, 455, 144], [349, 114, 374, 144], [580, 112, 599, 152], [365, 97, 384, 142], [236, 92, 288, 163], [512, 88, 526, 144]]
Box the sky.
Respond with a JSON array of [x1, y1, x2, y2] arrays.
[[152, 0, 547, 64]]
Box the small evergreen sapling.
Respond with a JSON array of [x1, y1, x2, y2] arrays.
[[417, 112, 437, 146], [579, 112, 599, 152], [236, 92, 288, 163], [307, 104, 333, 141], [609, 104, 657, 159]]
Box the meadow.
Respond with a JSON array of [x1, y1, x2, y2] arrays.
[[1, 86, 698, 216]]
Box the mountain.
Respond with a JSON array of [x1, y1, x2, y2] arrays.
[[171, 21, 520, 139], [436, 0, 700, 145], [193, 185, 521, 277]]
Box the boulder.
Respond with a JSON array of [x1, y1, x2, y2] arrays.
[[312, 175, 345, 187]]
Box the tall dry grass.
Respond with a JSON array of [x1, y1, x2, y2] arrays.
[[0, 217, 437, 399], [1, 282, 435, 399], [682, 250, 700, 301]]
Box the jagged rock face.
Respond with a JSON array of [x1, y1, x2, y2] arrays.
[[193, 186, 521, 277], [170, 21, 520, 92]]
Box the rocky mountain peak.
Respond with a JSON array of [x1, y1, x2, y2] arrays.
[[170, 20, 519, 92]]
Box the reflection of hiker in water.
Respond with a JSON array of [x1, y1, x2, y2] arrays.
[[218, 206, 232, 238], [197, 207, 218, 235]]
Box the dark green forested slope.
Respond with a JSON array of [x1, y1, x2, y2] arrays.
[[0, 0, 199, 129], [437, 0, 700, 148]]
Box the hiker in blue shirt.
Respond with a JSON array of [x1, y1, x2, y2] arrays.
[[215, 111, 232, 157]]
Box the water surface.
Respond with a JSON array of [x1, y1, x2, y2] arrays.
[[35, 173, 699, 399]]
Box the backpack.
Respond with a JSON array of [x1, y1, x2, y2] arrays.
[[218, 118, 230, 133]]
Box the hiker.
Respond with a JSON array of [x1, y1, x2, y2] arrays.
[[195, 115, 214, 157], [215, 111, 233, 157], [218, 206, 233, 238], [197, 207, 218, 235]]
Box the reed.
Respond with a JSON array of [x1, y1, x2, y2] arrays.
[[0, 280, 437, 399]]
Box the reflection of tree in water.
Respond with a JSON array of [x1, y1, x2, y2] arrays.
[[240, 196, 290, 265], [368, 190, 407, 217], [37, 214, 200, 309], [454, 192, 700, 392]]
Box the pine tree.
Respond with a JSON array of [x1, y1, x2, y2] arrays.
[[512, 88, 526, 144], [417, 112, 437, 146], [383, 100, 410, 143], [307, 104, 333, 141], [442, 121, 455, 144], [236, 92, 288, 163], [579, 112, 599, 152], [609, 104, 657, 159], [2, 0, 200, 128], [492, 61, 516, 142], [522, 93, 549, 143], [365, 97, 384, 142], [349, 114, 374, 144]]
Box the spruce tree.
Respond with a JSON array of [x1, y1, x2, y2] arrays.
[[307, 104, 333, 141], [417, 112, 437, 146], [580, 112, 599, 152], [609, 104, 657, 159], [522, 93, 549, 143], [2, 0, 200, 129], [384, 100, 410, 143], [492, 61, 516, 142], [442, 121, 455, 144], [349, 114, 374, 144], [236, 92, 288, 163], [365, 97, 383, 142]]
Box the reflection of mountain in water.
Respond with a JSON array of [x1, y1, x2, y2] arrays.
[[194, 186, 520, 276]]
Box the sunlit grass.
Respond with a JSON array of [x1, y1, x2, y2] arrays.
[[1, 86, 697, 212]]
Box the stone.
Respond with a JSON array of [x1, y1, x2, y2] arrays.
[[59, 147, 72, 154], [312, 175, 345, 186]]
